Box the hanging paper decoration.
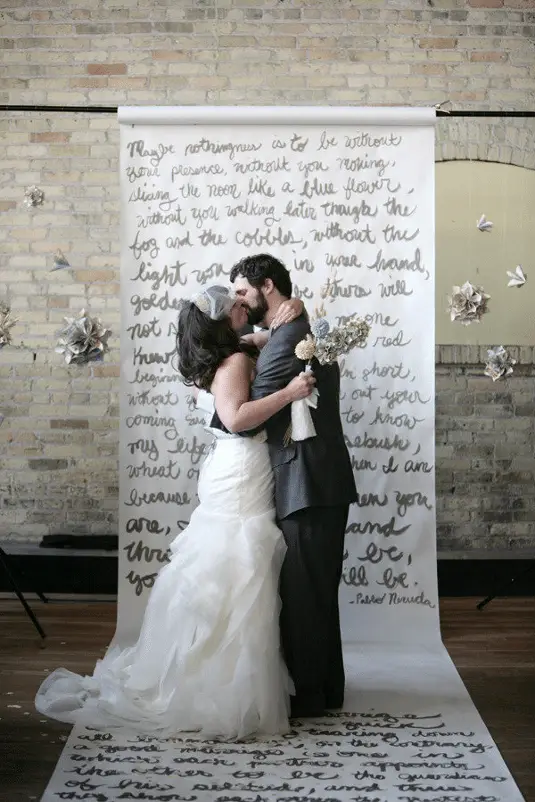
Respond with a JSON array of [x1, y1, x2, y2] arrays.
[[52, 249, 70, 271], [448, 281, 490, 325], [0, 302, 18, 347], [484, 346, 516, 382], [23, 185, 45, 208], [476, 214, 493, 232], [55, 309, 111, 365], [506, 265, 526, 288]]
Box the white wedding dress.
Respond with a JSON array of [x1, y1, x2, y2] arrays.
[[35, 429, 293, 739]]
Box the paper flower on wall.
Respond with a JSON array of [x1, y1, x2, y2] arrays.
[[448, 281, 490, 325], [23, 185, 45, 208], [484, 346, 516, 382], [476, 214, 493, 232], [0, 302, 18, 347], [55, 309, 111, 365], [506, 265, 526, 288]]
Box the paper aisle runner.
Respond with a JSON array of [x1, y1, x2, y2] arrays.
[[40, 647, 522, 802]]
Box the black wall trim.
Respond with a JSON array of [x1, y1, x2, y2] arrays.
[[437, 559, 533, 598], [1, 552, 119, 596], [0, 105, 534, 117], [1, 552, 533, 598]]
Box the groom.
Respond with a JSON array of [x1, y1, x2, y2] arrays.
[[229, 253, 357, 718]]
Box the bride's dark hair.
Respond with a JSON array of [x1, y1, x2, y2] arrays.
[[176, 301, 257, 391]]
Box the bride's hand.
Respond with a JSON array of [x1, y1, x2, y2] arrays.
[[271, 298, 305, 330], [285, 370, 316, 402]]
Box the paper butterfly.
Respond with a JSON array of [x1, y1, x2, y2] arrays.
[[506, 265, 526, 288], [477, 214, 493, 232], [51, 249, 71, 271]]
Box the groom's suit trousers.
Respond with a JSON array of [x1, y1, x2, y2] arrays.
[[277, 504, 349, 708]]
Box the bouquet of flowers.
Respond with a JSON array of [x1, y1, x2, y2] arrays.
[[297, 312, 370, 365], [285, 308, 370, 444]]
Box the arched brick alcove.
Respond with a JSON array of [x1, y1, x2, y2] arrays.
[[435, 117, 535, 168]]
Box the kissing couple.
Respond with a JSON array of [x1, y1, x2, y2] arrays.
[[35, 253, 357, 739]]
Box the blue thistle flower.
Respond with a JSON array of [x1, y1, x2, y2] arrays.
[[311, 317, 330, 339]]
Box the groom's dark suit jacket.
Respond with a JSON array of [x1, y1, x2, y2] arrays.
[[211, 314, 357, 520]]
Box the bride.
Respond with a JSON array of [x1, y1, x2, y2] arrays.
[[35, 285, 314, 739]]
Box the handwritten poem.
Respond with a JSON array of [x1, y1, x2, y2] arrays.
[[119, 117, 437, 645], [43, 709, 512, 802]]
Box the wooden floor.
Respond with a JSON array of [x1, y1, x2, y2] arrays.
[[0, 596, 533, 802]]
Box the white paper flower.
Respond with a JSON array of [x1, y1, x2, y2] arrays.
[[484, 346, 516, 382], [295, 334, 316, 362], [448, 281, 490, 325], [23, 185, 45, 208], [55, 309, 111, 365], [0, 302, 18, 347]]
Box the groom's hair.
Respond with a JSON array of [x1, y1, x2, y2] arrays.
[[230, 253, 292, 299]]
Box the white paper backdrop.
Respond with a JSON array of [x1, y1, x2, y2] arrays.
[[117, 106, 437, 647]]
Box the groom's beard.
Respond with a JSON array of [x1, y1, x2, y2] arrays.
[[245, 289, 269, 327]]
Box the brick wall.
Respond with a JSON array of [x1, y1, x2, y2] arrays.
[[0, 0, 534, 553], [436, 117, 534, 167], [435, 347, 534, 555], [1, 111, 121, 542], [0, 1, 533, 109]]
